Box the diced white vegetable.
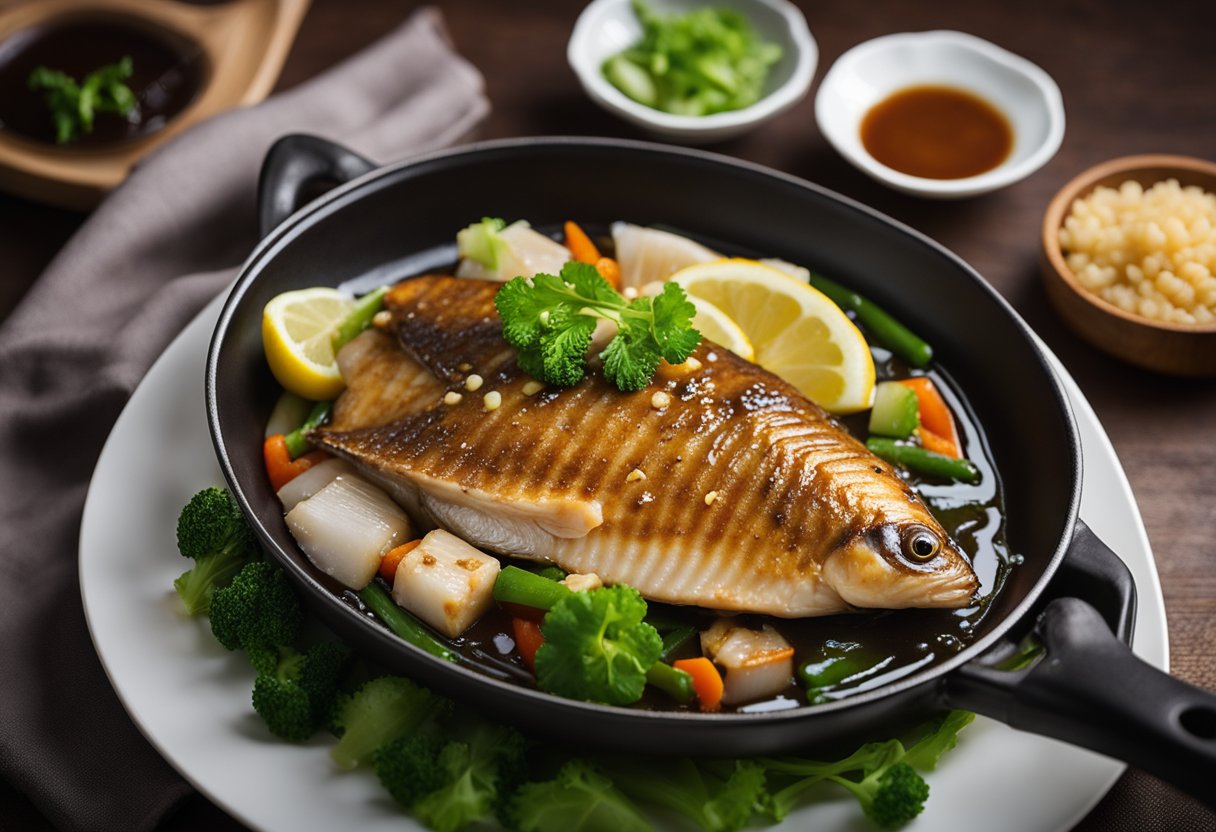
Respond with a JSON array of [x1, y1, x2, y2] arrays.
[[276, 459, 354, 512], [456, 220, 570, 282], [700, 620, 795, 706], [285, 474, 412, 589], [391, 529, 501, 638], [611, 222, 719, 289]]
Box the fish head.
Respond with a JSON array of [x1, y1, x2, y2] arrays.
[[821, 521, 978, 609]]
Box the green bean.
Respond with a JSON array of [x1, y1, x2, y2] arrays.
[[492, 565, 573, 611], [807, 271, 934, 368], [358, 582, 459, 663], [659, 624, 698, 660], [866, 438, 980, 484], [284, 400, 332, 459], [799, 654, 875, 690], [331, 286, 390, 353], [645, 661, 696, 705]]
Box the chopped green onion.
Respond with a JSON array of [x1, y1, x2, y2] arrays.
[[358, 581, 458, 663], [868, 381, 920, 439], [808, 271, 933, 368], [284, 400, 332, 459], [866, 438, 980, 484], [332, 286, 389, 353]]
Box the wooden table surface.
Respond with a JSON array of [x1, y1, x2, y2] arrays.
[[2, 0, 1213, 829]]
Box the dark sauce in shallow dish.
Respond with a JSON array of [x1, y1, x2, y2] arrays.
[[0, 15, 206, 148]]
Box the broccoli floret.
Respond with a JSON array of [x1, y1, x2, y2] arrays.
[[330, 676, 445, 770], [902, 710, 975, 772], [209, 560, 302, 652], [760, 711, 974, 828], [173, 487, 255, 615], [373, 718, 527, 832], [856, 762, 929, 829], [504, 760, 652, 832], [597, 757, 765, 832], [375, 734, 449, 808], [251, 641, 350, 741]]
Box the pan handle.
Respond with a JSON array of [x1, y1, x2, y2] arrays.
[[257, 134, 376, 239], [947, 530, 1216, 806]]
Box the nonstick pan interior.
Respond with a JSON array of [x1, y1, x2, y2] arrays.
[[208, 137, 1081, 754]]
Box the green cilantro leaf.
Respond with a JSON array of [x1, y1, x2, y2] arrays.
[[493, 259, 700, 392], [600, 322, 661, 392], [651, 281, 701, 363], [534, 585, 663, 706], [28, 56, 137, 144]]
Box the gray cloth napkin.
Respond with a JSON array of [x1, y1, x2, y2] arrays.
[[0, 8, 487, 831]]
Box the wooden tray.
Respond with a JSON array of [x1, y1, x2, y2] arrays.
[[0, 0, 309, 209]]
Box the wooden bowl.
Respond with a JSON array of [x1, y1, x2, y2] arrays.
[[1041, 154, 1216, 377], [0, 0, 309, 209]]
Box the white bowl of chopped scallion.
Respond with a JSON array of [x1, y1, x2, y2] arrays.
[[568, 0, 817, 143]]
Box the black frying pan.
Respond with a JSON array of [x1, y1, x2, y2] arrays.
[[207, 135, 1216, 805]]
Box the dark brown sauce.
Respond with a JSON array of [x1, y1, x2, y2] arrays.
[[860, 85, 1013, 180], [0, 15, 206, 149]]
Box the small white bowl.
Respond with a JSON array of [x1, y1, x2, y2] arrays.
[[568, 0, 817, 144], [815, 31, 1065, 198]]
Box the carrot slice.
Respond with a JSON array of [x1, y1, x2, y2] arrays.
[[264, 435, 328, 490], [899, 378, 961, 458], [595, 256, 621, 289], [564, 221, 601, 264], [512, 617, 545, 673], [379, 539, 423, 582], [673, 657, 724, 712], [917, 426, 957, 458]]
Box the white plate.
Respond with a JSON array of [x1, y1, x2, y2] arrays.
[[80, 293, 1168, 832]]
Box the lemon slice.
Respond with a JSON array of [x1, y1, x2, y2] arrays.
[[672, 259, 875, 413], [688, 295, 754, 362], [262, 287, 355, 400]]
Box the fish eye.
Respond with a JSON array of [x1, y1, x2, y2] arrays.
[[901, 527, 941, 562]]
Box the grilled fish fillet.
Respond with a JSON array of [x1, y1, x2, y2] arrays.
[[313, 276, 978, 617]]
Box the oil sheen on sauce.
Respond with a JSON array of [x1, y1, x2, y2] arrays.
[[0, 16, 205, 148], [860, 85, 1013, 180]]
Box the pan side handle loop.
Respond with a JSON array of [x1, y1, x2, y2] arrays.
[[257, 134, 376, 239], [947, 529, 1216, 806]]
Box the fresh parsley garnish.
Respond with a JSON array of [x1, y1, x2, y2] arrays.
[[533, 585, 663, 706], [28, 56, 138, 145], [494, 261, 701, 392]]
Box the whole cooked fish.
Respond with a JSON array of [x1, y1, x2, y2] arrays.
[[312, 276, 978, 617]]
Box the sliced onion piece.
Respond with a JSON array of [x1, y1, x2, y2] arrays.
[[391, 529, 501, 638], [700, 620, 795, 706], [276, 458, 354, 512], [285, 474, 413, 589], [611, 222, 719, 289]]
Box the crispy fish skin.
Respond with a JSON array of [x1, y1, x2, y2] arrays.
[[314, 276, 979, 617]]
